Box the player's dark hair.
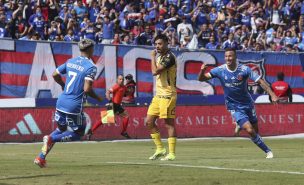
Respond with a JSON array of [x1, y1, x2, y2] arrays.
[[225, 48, 236, 55], [277, 72, 284, 81], [154, 34, 169, 44]]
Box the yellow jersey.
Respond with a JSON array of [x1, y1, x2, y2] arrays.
[[155, 51, 177, 96]]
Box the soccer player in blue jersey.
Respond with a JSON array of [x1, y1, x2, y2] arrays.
[[34, 39, 102, 168], [198, 48, 278, 159]]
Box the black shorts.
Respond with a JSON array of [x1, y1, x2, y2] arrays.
[[113, 103, 125, 115]]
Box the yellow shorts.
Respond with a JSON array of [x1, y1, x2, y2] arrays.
[[147, 95, 176, 119]]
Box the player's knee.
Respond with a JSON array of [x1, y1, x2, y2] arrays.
[[145, 119, 155, 129], [245, 127, 256, 137]]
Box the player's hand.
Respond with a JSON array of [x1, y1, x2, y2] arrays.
[[271, 95, 279, 104], [151, 49, 157, 58], [201, 64, 207, 71]]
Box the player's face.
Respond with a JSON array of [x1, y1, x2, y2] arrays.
[[225, 51, 236, 67], [117, 76, 124, 85], [155, 39, 168, 54]]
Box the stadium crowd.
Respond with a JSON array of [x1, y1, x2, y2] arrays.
[[1, 0, 304, 52]]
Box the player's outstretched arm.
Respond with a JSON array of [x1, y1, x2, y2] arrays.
[[258, 79, 278, 103], [52, 71, 65, 90], [84, 80, 103, 102], [198, 64, 212, 81]]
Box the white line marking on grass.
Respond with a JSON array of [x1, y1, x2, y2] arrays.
[[1, 133, 304, 145], [106, 162, 304, 175]]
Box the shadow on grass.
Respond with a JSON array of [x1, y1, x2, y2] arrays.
[[0, 174, 61, 181]]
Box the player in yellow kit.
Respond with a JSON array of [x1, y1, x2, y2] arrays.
[[146, 34, 177, 161]]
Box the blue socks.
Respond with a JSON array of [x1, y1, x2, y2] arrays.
[[50, 130, 81, 142], [251, 134, 271, 153], [38, 128, 81, 159]]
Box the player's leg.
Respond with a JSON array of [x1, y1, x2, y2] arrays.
[[91, 103, 115, 135], [34, 111, 65, 167], [116, 104, 130, 138], [146, 97, 166, 160], [159, 96, 177, 161], [247, 107, 273, 158], [118, 110, 131, 138], [242, 121, 272, 158], [91, 120, 103, 133]]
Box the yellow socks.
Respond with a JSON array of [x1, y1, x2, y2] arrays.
[[151, 133, 164, 150], [168, 137, 176, 155]]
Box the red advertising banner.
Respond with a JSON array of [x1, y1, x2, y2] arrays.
[[0, 104, 303, 142]]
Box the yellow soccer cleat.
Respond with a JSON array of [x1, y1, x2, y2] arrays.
[[149, 148, 166, 160], [161, 153, 176, 161]]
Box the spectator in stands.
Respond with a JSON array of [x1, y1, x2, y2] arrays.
[[101, 15, 116, 44], [64, 28, 79, 42], [137, 24, 154, 45], [28, 12, 46, 39], [48, 21, 62, 41], [0, 0, 301, 53], [74, 0, 88, 23], [177, 15, 193, 46], [205, 36, 219, 50], [12, 14, 26, 38], [270, 72, 293, 103], [111, 33, 120, 45], [222, 32, 238, 49], [197, 23, 212, 48]]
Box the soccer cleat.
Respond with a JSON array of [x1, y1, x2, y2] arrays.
[[86, 129, 93, 140], [41, 135, 53, 155], [161, 153, 176, 161], [34, 157, 47, 168], [266, 151, 274, 159], [121, 132, 131, 139], [149, 148, 166, 160], [234, 123, 241, 136]]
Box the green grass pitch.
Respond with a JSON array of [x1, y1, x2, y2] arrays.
[[0, 138, 304, 185]]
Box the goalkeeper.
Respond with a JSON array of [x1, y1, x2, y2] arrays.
[[89, 75, 131, 139]]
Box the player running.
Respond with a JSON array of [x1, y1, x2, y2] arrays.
[[198, 48, 278, 158], [34, 39, 102, 168], [89, 75, 131, 139]]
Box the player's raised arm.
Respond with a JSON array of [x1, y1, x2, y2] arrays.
[[257, 78, 278, 103], [198, 64, 212, 81], [151, 49, 162, 76]]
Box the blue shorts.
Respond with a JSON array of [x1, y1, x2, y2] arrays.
[[228, 106, 258, 128], [54, 110, 86, 135]]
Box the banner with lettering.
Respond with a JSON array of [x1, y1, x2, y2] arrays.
[[0, 104, 303, 142], [0, 39, 303, 98]]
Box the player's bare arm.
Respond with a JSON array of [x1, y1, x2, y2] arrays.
[[258, 78, 279, 103], [52, 70, 65, 90], [84, 80, 103, 102], [106, 88, 113, 101], [198, 64, 212, 81], [151, 50, 167, 76]]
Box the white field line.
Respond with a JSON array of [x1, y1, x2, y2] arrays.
[[106, 161, 304, 175], [1, 133, 304, 145]]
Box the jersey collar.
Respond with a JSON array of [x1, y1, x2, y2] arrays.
[[225, 63, 238, 73]]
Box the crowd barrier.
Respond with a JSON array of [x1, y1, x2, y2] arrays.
[[0, 103, 303, 142]]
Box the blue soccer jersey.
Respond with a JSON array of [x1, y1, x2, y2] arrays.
[[209, 64, 261, 110], [56, 56, 97, 114]]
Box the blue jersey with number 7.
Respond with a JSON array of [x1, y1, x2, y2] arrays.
[[56, 56, 97, 114]]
